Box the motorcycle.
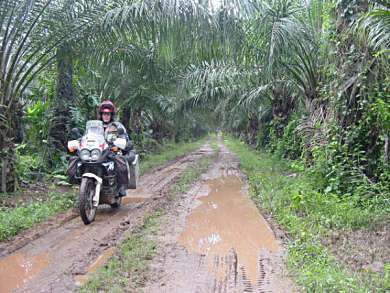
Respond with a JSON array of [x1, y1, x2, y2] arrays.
[[67, 120, 139, 225]]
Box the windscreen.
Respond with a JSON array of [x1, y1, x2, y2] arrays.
[[81, 120, 105, 150]]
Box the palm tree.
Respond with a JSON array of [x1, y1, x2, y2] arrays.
[[0, 0, 79, 191], [358, 1, 390, 51], [0, 0, 215, 191], [74, 0, 217, 147]]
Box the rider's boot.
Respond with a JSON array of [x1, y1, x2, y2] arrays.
[[118, 185, 127, 197]]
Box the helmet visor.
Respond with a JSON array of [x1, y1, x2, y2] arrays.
[[101, 108, 113, 113]]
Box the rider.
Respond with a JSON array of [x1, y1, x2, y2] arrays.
[[98, 100, 135, 197], [98, 100, 129, 141]]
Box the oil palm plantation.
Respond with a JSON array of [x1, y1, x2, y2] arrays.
[[0, 0, 215, 191], [1, 0, 389, 197]]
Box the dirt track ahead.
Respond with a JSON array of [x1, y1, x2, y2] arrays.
[[0, 141, 293, 292], [143, 141, 293, 293]]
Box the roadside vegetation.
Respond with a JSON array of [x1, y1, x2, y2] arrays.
[[226, 136, 390, 292], [0, 190, 75, 242], [80, 153, 215, 292]]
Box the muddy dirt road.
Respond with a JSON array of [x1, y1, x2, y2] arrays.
[[144, 142, 293, 293], [0, 140, 293, 292], [0, 145, 213, 293]]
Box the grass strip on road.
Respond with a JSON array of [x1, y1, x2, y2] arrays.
[[140, 137, 207, 174], [0, 137, 208, 242], [79, 210, 161, 293], [225, 136, 390, 292], [79, 153, 215, 292]]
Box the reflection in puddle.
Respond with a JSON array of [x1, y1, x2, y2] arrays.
[[0, 252, 50, 293], [179, 175, 280, 284], [75, 247, 115, 286]]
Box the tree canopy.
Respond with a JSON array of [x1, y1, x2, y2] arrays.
[[0, 0, 389, 198]]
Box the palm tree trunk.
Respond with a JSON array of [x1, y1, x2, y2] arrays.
[[385, 133, 389, 165], [0, 103, 20, 193], [1, 158, 7, 193], [120, 106, 131, 130], [49, 44, 76, 149], [272, 95, 294, 138], [130, 108, 143, 147], [247, 116, 259, 145]]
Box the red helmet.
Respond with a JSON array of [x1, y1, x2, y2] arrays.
[[98, 100, 116, 116]]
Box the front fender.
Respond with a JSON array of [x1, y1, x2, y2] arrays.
[[82, 172, 102, 183], [82, 173, 102, 206]]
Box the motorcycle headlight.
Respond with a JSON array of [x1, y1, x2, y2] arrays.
[[80, 149, 90, 161], [90, 149, 101, 161]]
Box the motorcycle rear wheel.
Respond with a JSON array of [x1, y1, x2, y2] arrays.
[[79, 178, 97, 225]]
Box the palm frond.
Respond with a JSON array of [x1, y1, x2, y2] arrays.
[[357, 7, 390, 51]]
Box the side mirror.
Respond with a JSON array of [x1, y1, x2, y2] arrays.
[[71, 127, 82, 139]]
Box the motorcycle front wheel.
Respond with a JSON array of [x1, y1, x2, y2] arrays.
[[79, 177, 97, 225]]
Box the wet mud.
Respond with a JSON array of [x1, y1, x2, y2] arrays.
[[0, 144, 213, 293], [179, 175, 279, 284], [0, 251, 50, 293], [144, 142, 294, 293]]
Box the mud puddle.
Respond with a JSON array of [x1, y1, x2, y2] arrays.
[[144, 142, 293, 292], [0, 251, 50, 293], [179, 175, 280, 285]]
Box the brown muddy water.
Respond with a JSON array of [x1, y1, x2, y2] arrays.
[[179, 175, 280, 284], [0, 251, 50, 293]]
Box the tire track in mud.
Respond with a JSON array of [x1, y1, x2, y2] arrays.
[[143, 142, 294, 293], [0, 144, 214, 293]]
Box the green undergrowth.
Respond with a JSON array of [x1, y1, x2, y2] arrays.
[[80, 151, 216, 292], [225, 136, 390, 292], [0, 137, 208, 242], [140, 136, 207, 174], [0, 190, 74, 241]]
